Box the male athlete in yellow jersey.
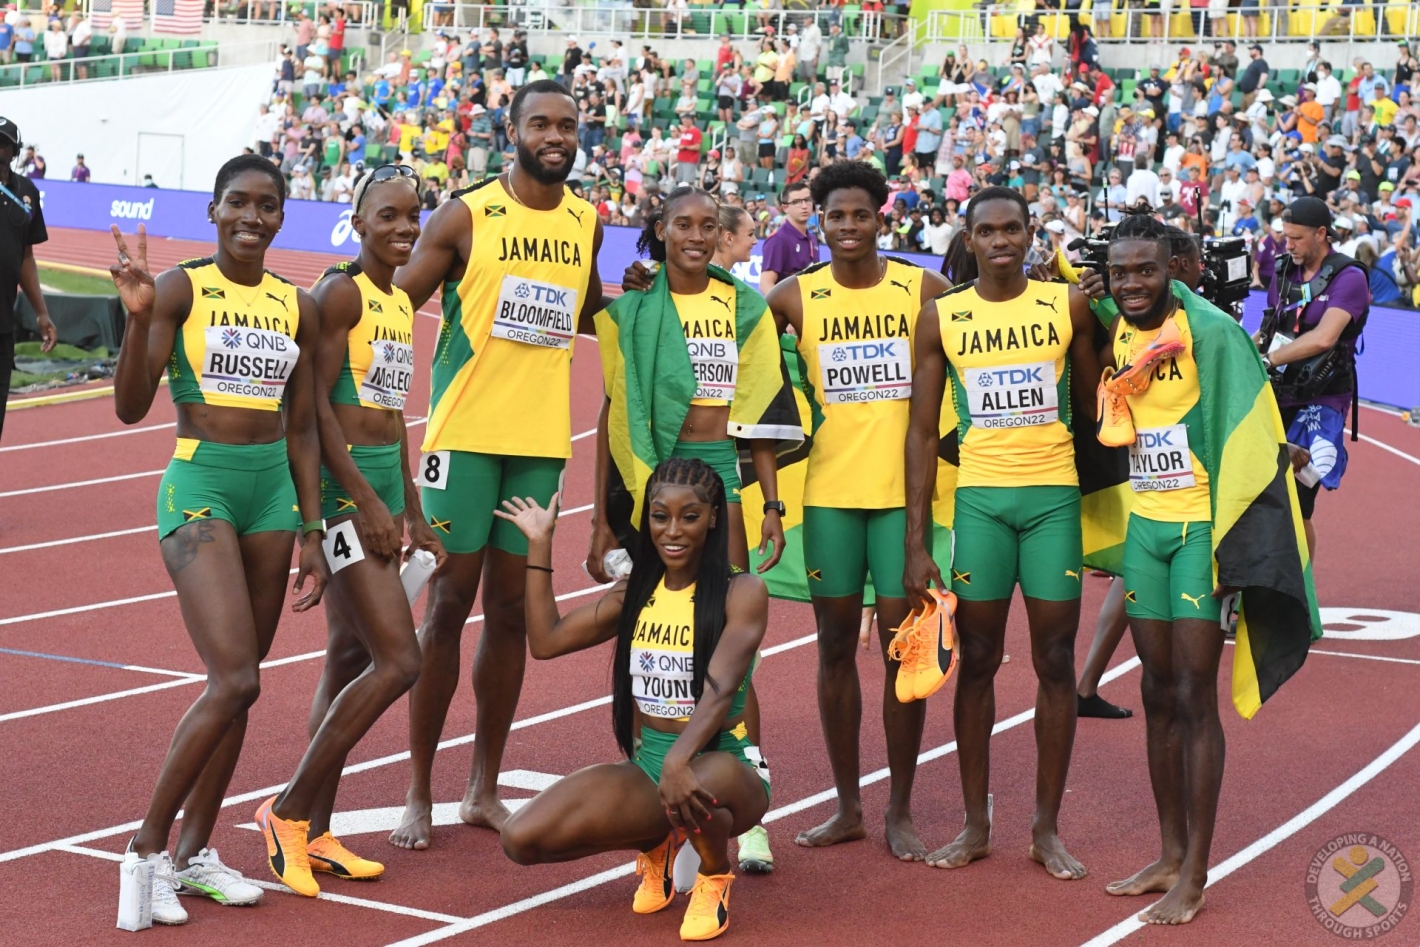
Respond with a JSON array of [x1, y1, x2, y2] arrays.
[[768, 161, 953, 860], [390, 80, 605, 849], [904, 186, 1101, 879]]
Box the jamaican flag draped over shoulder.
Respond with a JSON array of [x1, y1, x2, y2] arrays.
[[1079, 282, 1322, 719], [742, 338, 960, 603], [594, 264, 802, 547]]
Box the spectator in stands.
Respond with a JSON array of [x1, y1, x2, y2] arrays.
[[674, 112, 702, 185], [561, 36, 582, 87], [0, 15, 11, 66], [69, 13, 90, 79], [70, 152, 88, 182], [12, 16, 31, 63], [798, 16, 821, 83], [43, 19, 65, 82], [294, 9, 313, 59], [302, 46, 325, 99], [824, 21, 848, 91]]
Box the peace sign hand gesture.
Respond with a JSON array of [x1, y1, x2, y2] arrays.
[[110, 224, 156, 318]]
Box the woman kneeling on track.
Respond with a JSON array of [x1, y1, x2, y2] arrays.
[[254, 165, 446, 897], [498, 457, 771, 943], [109, 154, 329, 924]]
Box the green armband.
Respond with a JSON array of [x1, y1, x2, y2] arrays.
[[301, 519, 326, 535]]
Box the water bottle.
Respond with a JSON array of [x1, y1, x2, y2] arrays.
[[401, 548, 438, 604], [603, 548, 633, 580]]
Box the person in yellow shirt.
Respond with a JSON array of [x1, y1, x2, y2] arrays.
[[1370, 93, 1398, 126], [397, 112, 420, 160]]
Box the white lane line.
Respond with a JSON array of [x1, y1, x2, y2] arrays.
[[1349, 430, 1420, 468], [0, 611, 835, 864], [382, 659, 1145, 947], [1310, 649, 1420, 668], [1077, 718, 1420, 947], [0, 526, 155, 555], [0, 469, 165, 498], [0, 422, 176, 453], [56, 843, 468, 924]]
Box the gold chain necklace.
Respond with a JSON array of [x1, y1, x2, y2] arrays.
[[504, 168, 529, 208]]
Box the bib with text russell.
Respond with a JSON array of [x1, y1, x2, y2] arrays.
[[688, 337, 739, 401], [817, 338, 912, 404], [631, 615, 696, 719], [360, 339, 415, 410], [201, 325, 299, 401], [1129, 424, 1196, 491], [960, 360, 1057, 428], [492, 274, 577, 349]]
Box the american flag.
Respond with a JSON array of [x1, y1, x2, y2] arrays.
[[90, 0, 146, 31], [152, 0, 204, 35]]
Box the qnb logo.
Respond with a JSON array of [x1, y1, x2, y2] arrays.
[[1137, 429, 1176, 449], [110, 198, 155, 221], [330, 209, 363, 248], [979, 366, 1044, 387]]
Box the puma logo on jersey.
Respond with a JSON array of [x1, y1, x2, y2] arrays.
[[710, 294, 731, 311], [1065, 569, 1081, 581], [1180, 592, 1206, 609], [266, 292, 289, 311], [1035, 297, 1058, 313], [889, 279, 911, 295], [567, 206, 585, 224]]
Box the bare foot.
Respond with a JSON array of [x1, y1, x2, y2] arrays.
[[1140, 881, 1206, 925], [795, 810, 867, 848], [389, 795, 433, 850], [1028, 833, 1087, 880], [458, 789, 510, 832], [926, 824, 991, 868], [1106, 859, 1180, 897], [885, 808, 927, 862]]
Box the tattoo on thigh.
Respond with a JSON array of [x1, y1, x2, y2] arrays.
[[162, 520, 218, 574]]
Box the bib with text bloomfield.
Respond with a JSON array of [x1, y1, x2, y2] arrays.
[[492, 274, 578, 349]]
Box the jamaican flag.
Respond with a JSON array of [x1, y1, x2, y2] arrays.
[[1079, 283, 1322, 718], [595, 265, 802, 547], [741, 336, 959, 603]]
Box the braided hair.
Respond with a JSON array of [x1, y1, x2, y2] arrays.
[[637, 185, 716, 264], [611, 457, 732, 760]]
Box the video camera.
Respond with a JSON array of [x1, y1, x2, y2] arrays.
[[1197, 235, 1252, 316]]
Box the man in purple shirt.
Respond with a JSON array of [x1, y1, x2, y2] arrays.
[[1264, 196, 1370, 556], [70, 153, 90, 182], [759, 181, 817, 294]]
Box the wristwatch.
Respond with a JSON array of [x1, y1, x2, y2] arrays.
[[763, 500, 786, 516]]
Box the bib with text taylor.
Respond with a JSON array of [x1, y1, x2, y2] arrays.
[[959, 360, 1058, 428], [817, 338, 913, 404], [492, 274, 577, 349], [1129, 424, 1197, 491], [200, 325, 299, 401]]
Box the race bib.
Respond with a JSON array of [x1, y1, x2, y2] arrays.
[[359, 339, 415, 410], [687, 337, 739, 401], [491, 274, 577, 349], [1129, 424, 1197, 492], [816, 339, 912, 404], [418, 450, 451, 490], [322, 519, 365, 573], [201, 326, 299, 401], [960, 360, 1057, 428], [631, 648, 696, 719]]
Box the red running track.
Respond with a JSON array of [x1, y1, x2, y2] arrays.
[[1, 232, 1419, 946]]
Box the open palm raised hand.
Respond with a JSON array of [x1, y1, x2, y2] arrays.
[[110, 224, 156, 316]]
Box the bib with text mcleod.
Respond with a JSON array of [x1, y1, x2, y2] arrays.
[[960, 360, 1057, 428], [492, 274, 577, 349], [1129, 424, 1197, 491], [687, 337, 739, 401], [631, 615, 696, 719], [817, 338, 912, 404], [201, 325, 299, 401], [359, 339, 415, 410]]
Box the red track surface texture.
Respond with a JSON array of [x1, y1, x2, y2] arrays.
[[2, 230, 1419, 947]]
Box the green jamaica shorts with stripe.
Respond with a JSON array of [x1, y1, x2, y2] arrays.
[[801, 506, 909, 599], [635, 725, 771, 802], [157, 438, 298, 540], [321, 442, 408, 521], [1122, 515, 1216, 623], [418, 450, 565, 556], [950, 485, 1083, 602]]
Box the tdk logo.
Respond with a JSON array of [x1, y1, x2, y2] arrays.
[[840, 341, 899, 360], [982, 366, 1043, 386], [527, 284, 570, 307], [110, 198, 155, 220], [1138, 429, 1176, 448]]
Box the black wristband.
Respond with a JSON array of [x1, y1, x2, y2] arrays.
[[526, 564, 553, 573]]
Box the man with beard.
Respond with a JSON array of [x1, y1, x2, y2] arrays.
[[904, 186, 1101, 880], [1093, 213, 1316, 924], [389, 80, 605, 850]]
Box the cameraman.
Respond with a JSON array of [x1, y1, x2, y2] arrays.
[[1263, 196, 1370, 557]]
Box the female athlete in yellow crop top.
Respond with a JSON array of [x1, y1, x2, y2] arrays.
[[109, 155, 327, 922], [496, 457, 770, 942], [256, 167, 447, 895]]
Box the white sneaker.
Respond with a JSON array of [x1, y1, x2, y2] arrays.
[[174, 847, 264, 906], [148, 853, 189, 926], [672, 840, 701, 894]]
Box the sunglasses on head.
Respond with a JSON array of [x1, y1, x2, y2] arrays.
[[356, 164, 420, 212]]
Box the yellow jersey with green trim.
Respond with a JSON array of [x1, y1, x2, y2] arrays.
[[168, 258, 300, 411], [796, 258, 922, 509], [630, 578, 749, 721], [423, 178, 597, 458], [675, 288, 740, 406], [938, 280, 1076, 488], [319, 262, 416, 411], [1114, 312, 1211, 521]]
